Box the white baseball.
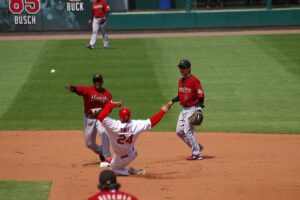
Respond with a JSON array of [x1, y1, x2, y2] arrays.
[[50, 69, 56, 74]]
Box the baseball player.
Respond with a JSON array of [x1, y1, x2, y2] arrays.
[[88, 170, 138, 200], [98, 101, 170, 176], [65, 73, 112, 164], [86, 0, 110, 49], [167, 59, 205, 160]]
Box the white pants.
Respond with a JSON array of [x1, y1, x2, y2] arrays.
[[110, 148, 137, 176], [83, 115, 111, 157], [176, 106, 202, 156], [89, 17, 109, 48]]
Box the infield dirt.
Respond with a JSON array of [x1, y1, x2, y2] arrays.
[[0, 131, 300, 200]]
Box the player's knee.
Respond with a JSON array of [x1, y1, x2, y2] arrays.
[[85, 141, 96, 150]]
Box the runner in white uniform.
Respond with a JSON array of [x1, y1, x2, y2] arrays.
[[98, 101, 169, 176]]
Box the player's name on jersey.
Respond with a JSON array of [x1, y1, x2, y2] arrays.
[[14, 15, 36, 25], [67, 2, 84, 12]]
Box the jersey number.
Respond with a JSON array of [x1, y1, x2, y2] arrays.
[[9, 0, 40, 14], [117, 134, 133, 144]]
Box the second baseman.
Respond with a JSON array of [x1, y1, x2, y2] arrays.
[[167, 59, 205, 160]]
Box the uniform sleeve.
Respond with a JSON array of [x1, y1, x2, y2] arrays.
[[98, 101, 115, 122], [75, 86, 87, 96], [104, 1, 111, 13], [149, 110, 167, 128], [194, 79, 205, 98]]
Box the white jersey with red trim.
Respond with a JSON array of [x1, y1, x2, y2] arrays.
[[101, 117, 151, 156]]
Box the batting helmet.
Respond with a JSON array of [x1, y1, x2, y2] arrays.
[[119, 107, 131, 122], [178, 59, 191, 68], [93, 73, 103, 83]]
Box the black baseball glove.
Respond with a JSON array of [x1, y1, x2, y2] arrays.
[[189, 107, 204, 126]]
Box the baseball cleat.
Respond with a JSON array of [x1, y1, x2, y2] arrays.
[[186, 154, 203, 160], [105, 156, 112, 163], [86, 44, 94, 49], [128, 167, 146, 175]]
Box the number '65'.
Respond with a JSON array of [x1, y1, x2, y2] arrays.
[[9, 0, 40, 15]]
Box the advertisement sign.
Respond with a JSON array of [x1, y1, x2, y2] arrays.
[[0, 0, 92, 31]]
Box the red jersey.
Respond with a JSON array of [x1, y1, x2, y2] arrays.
[[75, 86, 112, 116], [88, 190, 138, 200], [178, 75, 205, 107], [92, 0, 110, 18]]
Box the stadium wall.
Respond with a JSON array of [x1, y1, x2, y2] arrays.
[[109, 9, 300, 30]]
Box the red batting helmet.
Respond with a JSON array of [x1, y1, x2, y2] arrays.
[[119, 107, 131, 122]]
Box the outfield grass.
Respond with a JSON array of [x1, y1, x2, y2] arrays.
[[0, 180, 51, 200], [0, 34, 299, 133]]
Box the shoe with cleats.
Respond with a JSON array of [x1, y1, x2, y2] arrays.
[[186, 154, 203, 160], [128, 167, 146, 175]]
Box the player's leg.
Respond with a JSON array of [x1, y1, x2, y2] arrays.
[[88, 18, 99, 48], [100, 20, 109, 48], [176, 110, 192, 147], [184, 107, 202, 157], [110, 149, 138, 176], [96, 121, 111, 160], [83, 116, 102, 155]]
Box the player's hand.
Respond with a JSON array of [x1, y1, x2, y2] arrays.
[[100, 17, 106, 24], [65, 84, 75, 92], [161, 105, 169, 113], [88, 19, 92, 24], [166, 101, 173, 108], [112, 100, 122, 107]]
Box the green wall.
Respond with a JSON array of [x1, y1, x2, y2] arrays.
[[109, 8, 300, 30]]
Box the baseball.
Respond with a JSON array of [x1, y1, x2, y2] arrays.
[[50, 69, 56, 74]]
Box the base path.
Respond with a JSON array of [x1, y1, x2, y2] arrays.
[[0, 131, 300, 200]]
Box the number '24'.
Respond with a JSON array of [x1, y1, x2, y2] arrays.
[[117, 134, 133, 144]]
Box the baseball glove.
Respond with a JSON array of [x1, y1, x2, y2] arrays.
[[188, 108, 204, 126]]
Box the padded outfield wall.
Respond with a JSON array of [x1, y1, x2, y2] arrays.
[[0, 0, 299, 32]]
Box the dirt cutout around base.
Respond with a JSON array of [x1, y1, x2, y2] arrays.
[[0, 131, 300, 200]]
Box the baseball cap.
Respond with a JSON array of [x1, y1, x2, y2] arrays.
[[98, 170, 120, 190], [93, 73, 103, 83], [177, 59, 191, 68]]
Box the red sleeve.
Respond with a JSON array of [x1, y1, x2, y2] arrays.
[[149, 110, 166, 128], [75, 86, 87, 96], [194, 78, 205, 98], [104, 1, 110, 13], [98, 101, 116, 122]]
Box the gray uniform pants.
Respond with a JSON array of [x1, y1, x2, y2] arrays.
[[89, 17, 109, 48], [176, 106, 202, 156], [83, 115, 111, 158]]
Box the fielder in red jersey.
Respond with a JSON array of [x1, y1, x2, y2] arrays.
[[88, 170, 138, 200], [86, 0, 110, 49], [167, 59, 205, 160], [65, 73, 112, 165]]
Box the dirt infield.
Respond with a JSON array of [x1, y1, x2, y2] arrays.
[[0, 131, 300, 200]]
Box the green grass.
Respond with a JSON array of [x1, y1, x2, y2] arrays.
[[0, 180, 51, 200], [0, 34, 299, 133]]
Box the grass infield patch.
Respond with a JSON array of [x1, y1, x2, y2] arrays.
[[0, 180, 51, 200]]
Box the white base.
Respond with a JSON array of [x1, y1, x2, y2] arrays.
[[99, 162, 110, 168]]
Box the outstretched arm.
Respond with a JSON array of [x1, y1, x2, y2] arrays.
[[150, 106, 169, 128], [98, 101, 122, 122]]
